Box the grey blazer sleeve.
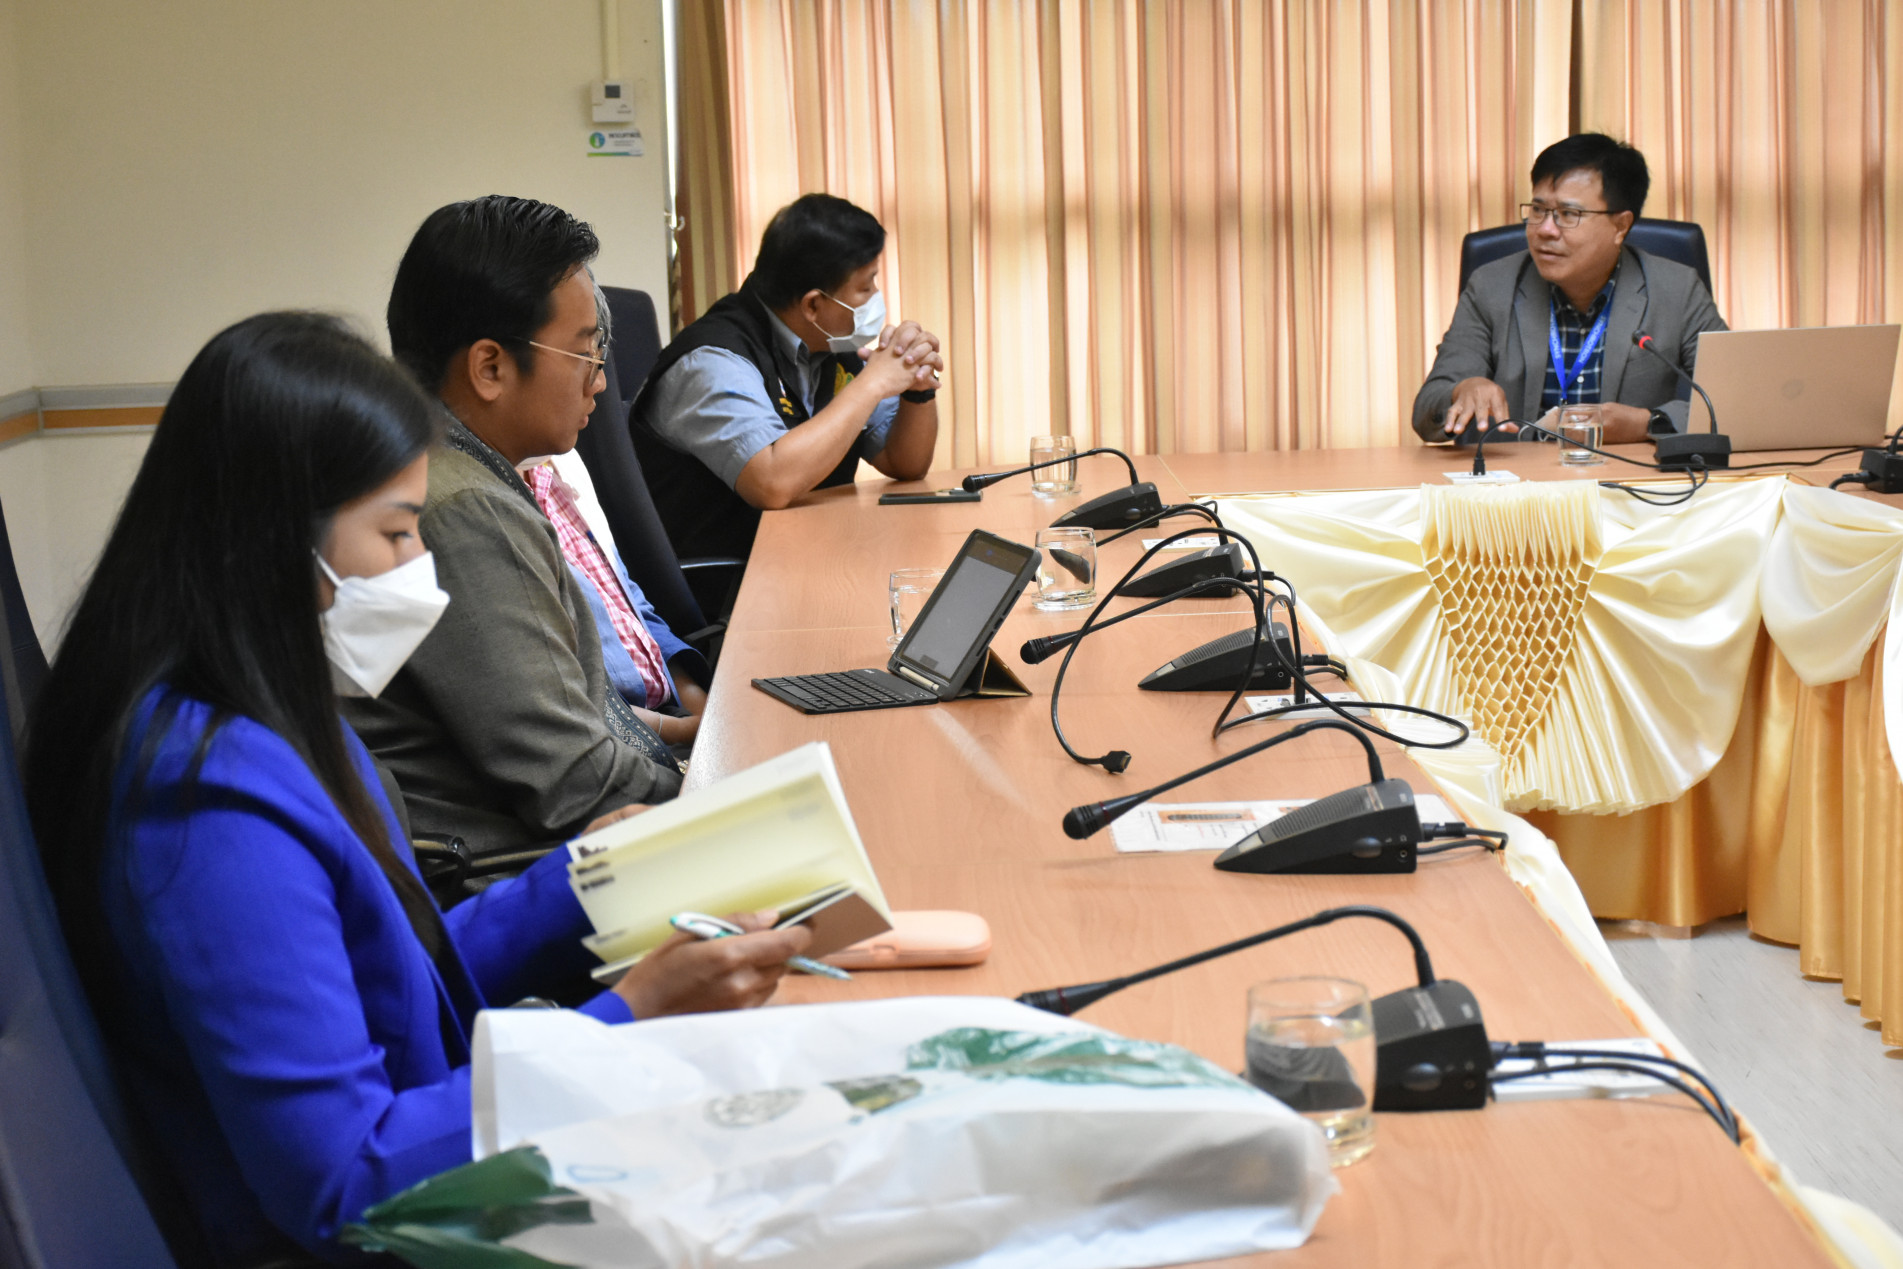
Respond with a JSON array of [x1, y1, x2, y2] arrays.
[[1641, 276, 1727, 434], [1412, 280, 1503, 440], [410, 485, 681, 837]]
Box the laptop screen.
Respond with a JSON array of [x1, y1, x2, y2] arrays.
[[895, 535, 1033, 682]]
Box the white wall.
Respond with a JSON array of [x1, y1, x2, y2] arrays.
[[0, 0, 35, 398], [0, 431, 151, 646], [0, 0, 673, 648], [17, 0, 671, 386]]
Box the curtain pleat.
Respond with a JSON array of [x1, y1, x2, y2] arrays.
[[697, 0, 1567, 465], [1577, 0, 1903, 433]]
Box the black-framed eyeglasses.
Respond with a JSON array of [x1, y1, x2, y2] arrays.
[[1520, 203, 1616, 230]]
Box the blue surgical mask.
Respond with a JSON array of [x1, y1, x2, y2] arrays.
[[815, 290, 886, 355]]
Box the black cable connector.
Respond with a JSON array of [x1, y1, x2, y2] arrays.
[[1830, 448, 1903, 494], [1416, 822, 1508, 856]]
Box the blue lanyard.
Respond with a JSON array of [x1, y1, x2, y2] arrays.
[[1547, 292, 1612, 405]]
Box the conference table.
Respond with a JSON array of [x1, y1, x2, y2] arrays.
[[687, 443, 1865, 1267]]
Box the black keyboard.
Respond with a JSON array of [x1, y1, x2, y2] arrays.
[[752, 668, 939, 715]]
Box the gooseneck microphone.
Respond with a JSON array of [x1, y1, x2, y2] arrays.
[[1016, 903, 1431, 1015], [1061, 718, 1385, 840], [1020, 573, 1268, 665], [1014, 904, 1494, 1111], [961, 447, 1164, 531], [962, 446, 1140, 490], [1633, 331, 1730, 470]]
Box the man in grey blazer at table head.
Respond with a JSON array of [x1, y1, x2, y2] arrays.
[[1412, 132, 1728, 445]]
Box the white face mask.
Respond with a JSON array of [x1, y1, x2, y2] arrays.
[[815, 289, 886, 355], [315, 552, 450, 698]]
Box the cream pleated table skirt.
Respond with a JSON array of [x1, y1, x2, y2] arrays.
[[1225, 477, 1903, 1046]]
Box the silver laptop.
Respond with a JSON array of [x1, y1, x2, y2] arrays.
[[1688, 325, 1900, 451]]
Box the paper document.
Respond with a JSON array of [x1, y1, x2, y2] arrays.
[[1142, 535, 1222, 551], [567, 742, 891, 964], [1111, 795, 1455, 854], [1243, 692, 1370, 719]]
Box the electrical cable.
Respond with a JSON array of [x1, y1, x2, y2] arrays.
[[1415, 823, 1507, 857], [1488, 1059, 1738, 1142], [1040, 528, 1471, 771], [1726, 447, 1865, 471], [1043, 526, 1271, 772], [1095, 500, 1224, 545], [1209, 592, 1469, 748], [1416, 838, 1503, 857], [1525, 1046, 1738, 1139]]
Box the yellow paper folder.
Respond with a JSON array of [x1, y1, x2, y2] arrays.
[[566, 741, 891, 965]]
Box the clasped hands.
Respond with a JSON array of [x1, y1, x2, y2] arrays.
[[858, 320, 943, 399]]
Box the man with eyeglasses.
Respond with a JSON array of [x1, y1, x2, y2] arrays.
[[351, 195, 687, 866], [1412, 132, 1726, 444]]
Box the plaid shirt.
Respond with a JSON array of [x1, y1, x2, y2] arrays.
[[524, 462, 672, 709], [1538, 280, 1616, 411]]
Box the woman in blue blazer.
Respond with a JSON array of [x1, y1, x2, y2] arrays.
[[24, 313, 808, 1266]]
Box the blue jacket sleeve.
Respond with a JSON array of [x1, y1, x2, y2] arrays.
[[443, 844, 629, 1021]]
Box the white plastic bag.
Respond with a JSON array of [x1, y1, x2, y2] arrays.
[[455, 996, 1334, 1269]]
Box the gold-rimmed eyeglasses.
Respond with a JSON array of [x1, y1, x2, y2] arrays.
[[526, 339, 608, 372], [1519, 203, 1616, 230]]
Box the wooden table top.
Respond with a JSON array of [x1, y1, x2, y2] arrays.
[[690, 445, 1842, 1267]]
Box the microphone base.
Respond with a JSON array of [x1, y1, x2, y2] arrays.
[[1049, 483, 1165, 531], [1214, 779, 1420, 874], [1117, 542, 1247, 598], [1371, 980, 1491, 1111], [1654, 431, 1731, 470], [1139, 620, 1296, 692]]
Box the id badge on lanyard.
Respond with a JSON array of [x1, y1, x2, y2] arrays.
[[1548, 297, 1612, 405]]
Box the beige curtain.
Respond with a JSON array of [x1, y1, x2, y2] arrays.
[[688, 0, 1569, 467], [1577, 0, 1903, 432], [677, 0, 739, 327]]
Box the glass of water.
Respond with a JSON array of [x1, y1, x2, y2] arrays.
[[1556, 403, 1605, 466], [1033, 526, 1096, 611], [1246, 976, 1376, 1166], [1029, 434, 1078, 495], [888, 567, 944, 647]]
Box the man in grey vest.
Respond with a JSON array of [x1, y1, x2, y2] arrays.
[[1413, 133, 1727, 444]]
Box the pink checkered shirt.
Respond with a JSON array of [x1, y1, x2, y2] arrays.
[[524, 463, 671, 709]]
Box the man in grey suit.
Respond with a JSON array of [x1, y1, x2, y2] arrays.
[[1412, 133, 1727, 444]]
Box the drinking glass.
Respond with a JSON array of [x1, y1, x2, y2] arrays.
[[1029, 434, 1079, 495], [1556, 403, 1606, 466], [888, 567, 944, 647], [1033, 527, 1097, 611], [1246, 976, 1376, 1166]]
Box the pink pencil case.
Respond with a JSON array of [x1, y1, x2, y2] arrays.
[[823, 910, 992, 970]]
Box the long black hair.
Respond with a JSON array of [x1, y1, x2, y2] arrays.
[[25, 311, 447, 1002]]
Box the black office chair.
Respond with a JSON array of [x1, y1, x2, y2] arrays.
[[0, 496, 47, 742], [602, 284, 665, 401], [1457, 218, 1713, 295], [0, 602, 180, 1266], [579, 288, 743, 667]]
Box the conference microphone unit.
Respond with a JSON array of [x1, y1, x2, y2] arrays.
[[960, 447, 1165, 531], [1633, 331, 1730, 470], [1212, 778, 1419, 874], [1013, 904, 1492, 1111], [1117, 542, 1250, 598], [1138, 619, 1295, 692]]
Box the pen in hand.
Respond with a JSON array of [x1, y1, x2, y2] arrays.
[[670, 911, 852, 981]]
